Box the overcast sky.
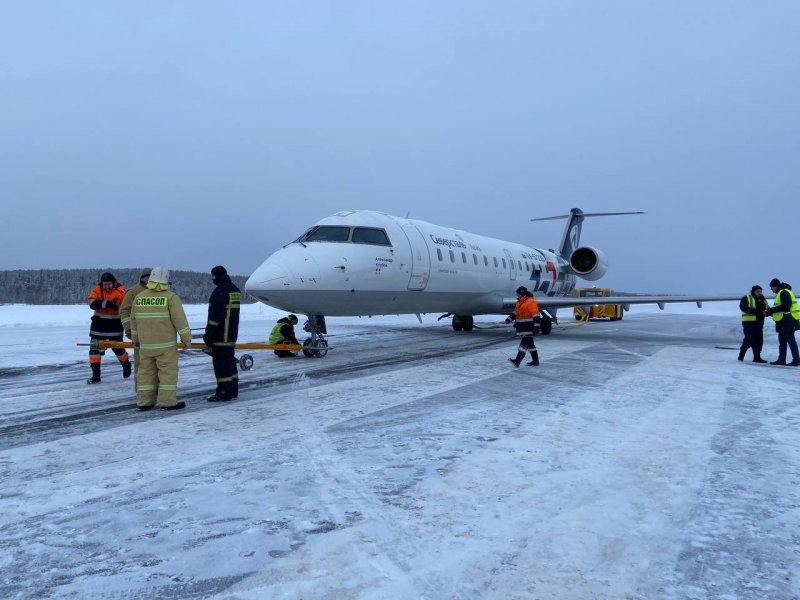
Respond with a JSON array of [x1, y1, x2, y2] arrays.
[[1, 1, 798, 294]]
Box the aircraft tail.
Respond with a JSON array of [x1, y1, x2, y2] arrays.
[[531, 208, 644, 259]]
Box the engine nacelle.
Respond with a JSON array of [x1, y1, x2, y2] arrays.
[[569, 246, 608, 281]]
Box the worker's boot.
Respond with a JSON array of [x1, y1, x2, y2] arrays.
[[86, 363, 101, 384], [737, 348, 746, 361], [509, 351, 524, 368], [753, 355, 767, 363], [122, 360, 132, 379], [527, 350, 539, 366], [161, 401, 186, 411]]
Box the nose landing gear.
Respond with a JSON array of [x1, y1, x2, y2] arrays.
[[302, 315, 329, 358]]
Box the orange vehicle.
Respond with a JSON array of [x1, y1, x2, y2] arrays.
[[573, 287, 623, 321]]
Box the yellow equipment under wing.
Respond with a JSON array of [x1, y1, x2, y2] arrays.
[[95, 341, 303, 352]]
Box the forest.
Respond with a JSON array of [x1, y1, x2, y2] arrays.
[[0, 269, 252, 305]]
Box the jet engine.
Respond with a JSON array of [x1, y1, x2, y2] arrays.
[[569, 246, 608, 281]]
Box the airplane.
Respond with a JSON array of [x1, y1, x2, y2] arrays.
[[245, 208, 740, 356]]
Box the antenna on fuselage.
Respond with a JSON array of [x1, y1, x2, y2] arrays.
[[531, 208, 643, 258]]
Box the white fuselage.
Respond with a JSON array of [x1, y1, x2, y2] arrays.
[[245, 210, 577, 316]]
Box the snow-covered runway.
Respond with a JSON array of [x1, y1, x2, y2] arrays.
[[1, 303, 798, 599]]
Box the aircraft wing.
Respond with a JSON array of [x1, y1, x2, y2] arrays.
[[535, 294, 744, 310]]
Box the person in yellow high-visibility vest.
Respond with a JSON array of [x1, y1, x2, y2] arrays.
[[738, 285, 768, 363], [269, 314, 300, 357], [765, 278, 800, 366]]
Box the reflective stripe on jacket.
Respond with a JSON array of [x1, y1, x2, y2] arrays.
[[741, 295, 756, 322], [513, 295, 541, 335], [771, 288, 800, 323], [130, 288, 192, 351], [269, 320, 297, 345], [206, 278, 241, 347], [87, 283, 126, 337]]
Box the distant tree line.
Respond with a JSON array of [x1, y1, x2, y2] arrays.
[[0, 269, 254, 305]]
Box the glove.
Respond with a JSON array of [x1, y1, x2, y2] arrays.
[[124, 330, 131, 340], [504, 317, 511, 324], [203, 333, 212, 346], [104, 301, 118, 310], [182, 339, 192, 350]]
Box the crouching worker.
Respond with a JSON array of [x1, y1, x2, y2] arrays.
[[270, 314, 300, 357], [505, 286, 541, 367], [204, 265, 241, 402], [130, 267, 193, 410], [86, 272, 131, 384]]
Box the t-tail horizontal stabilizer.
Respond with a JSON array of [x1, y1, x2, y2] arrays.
[[531, 208, 644, 260]]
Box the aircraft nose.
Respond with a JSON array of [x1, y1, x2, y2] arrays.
[[245, 263, 290, 293]]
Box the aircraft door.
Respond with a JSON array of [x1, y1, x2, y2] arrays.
[[504, 249, 517, 281], [401, 223, 431, 290]]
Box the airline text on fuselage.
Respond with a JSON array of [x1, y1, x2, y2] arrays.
[[429, 235, 467, 249]]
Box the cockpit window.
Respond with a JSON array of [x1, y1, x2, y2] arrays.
[[304, 226, 351, 242], [352, 227, 391, 246]]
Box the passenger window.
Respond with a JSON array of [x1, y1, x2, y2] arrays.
[[493, 257, 498, 267], [305, 226, 350, 242], [518, 260, 522, 270], [437, 248, 443, 261], [352, 227, 391, 246], [502, 258, 507, 269], [473, 254, 478, 265], [461, 252, 467, 264], [484, 256, 488, 267], [449, 250, 455, 263], [525, 261, 529, 271]]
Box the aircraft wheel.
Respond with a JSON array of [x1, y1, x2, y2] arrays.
[[575, 315, 582, 321], [239, 354, 254, 371], [302, 339, 316, 357], [452, 316, 463, 332], [314, 339, 329, 358], [462, 316, 474, 331], [540, 316, 553, 336]]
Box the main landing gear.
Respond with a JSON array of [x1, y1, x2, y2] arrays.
[[302, 315, 329, 358], [437, 313, 475, 331], [438, 313, 554, 334], [451, 314, 474, 332]]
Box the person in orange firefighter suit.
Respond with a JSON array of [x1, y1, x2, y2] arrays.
[[505, 286, 542, 367], [130, 266, 193, 410], [86, 272, 131, 384]]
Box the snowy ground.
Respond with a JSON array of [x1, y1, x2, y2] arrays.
[[1, 302, 799, 599]]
